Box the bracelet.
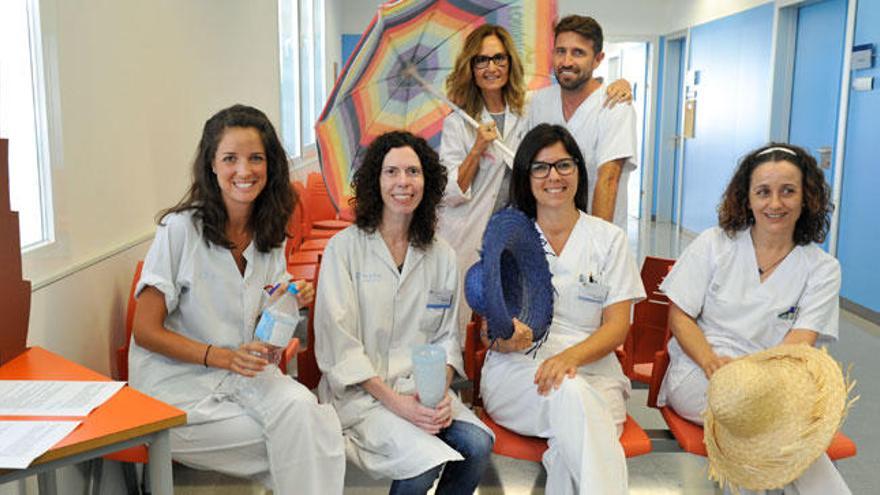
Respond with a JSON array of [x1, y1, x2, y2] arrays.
[[203, 344, 213, 367]]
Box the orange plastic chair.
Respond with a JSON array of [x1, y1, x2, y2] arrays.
[[465, 320, 652, 461], [300, 238, 329, 252], [622, 256, 676, 384], [305, 172, 340, 223], [296, 260, 323, 390], [286, 181, 308, 259], [288, 250, 321, 267], [647, 344, 857, 460]]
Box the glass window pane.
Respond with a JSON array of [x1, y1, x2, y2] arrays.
[[0, 0, 50, 248], [278, 0, 301, 156]]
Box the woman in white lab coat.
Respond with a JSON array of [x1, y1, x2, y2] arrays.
[[479, 124, 645, 495], [130, 105, 345, 494], [314, 130, 493, 494], [658, 143, 850, 494], [439, 24, 633, 343]]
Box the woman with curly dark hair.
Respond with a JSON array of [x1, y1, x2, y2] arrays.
[[657, 143, 849, 493], [315, 130, 493, 494], [131, 104, 345, 494]]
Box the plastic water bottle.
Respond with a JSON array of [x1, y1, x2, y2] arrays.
[[253, 284, 301, 365], [411, 344, 447, 407]]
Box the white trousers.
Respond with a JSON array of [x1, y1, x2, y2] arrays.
[[171, 368, 345, 495], [666, 368, 851, 495], [481, 351, 627, 495]]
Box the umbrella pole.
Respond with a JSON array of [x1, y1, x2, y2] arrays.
[[406, 69, 516, 163]]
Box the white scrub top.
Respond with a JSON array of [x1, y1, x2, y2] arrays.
[[129, 211, 288, 414], [314, 226, 491, 479], [438, 104, 528, 342], [525, 84, 638, 229], [532, 212, 645, 391], [658, 227, 841, 405]]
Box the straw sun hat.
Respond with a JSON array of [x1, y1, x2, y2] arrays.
[[703, 344, 857, 493]]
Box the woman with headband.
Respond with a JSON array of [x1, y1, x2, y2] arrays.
[[657, 143, 850, 493]]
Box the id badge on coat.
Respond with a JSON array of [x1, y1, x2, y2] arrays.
[[427, 289, 453, 309]]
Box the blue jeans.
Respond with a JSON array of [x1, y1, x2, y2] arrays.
[[389, 420, 493, 495]]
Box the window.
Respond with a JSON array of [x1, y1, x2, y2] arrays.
[[0, 0, 53, 249], [278, 0, 326, 159]]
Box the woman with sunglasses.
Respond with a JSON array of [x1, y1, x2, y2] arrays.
[[439, 24, 631, 343], [478, 124, 644, 494]]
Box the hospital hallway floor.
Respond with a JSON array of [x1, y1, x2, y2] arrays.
[[171, 219, 877, 494]]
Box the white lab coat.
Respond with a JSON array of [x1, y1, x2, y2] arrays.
[[315, 226, 492, 480], [659, 226, 848, 495], [129, 211, 345, 494], [438, 105, 529, 344], [481, 212, 645, 495], [525, 84, 637, 229]]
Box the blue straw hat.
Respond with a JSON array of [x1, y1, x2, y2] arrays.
[[464, 208, 554, 341]]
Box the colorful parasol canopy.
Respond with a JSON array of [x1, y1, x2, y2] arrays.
[[315, 0, 557, 211]]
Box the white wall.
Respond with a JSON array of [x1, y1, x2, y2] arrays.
[[23, 0, 282, 375], [663, 0, 770, 33]]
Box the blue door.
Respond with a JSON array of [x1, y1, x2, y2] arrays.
[[788, 0, 847, 192]]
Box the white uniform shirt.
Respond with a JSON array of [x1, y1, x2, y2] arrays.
[[525, 84, 637, 229], [533, 212, 645, 391], [315, 226, 490, 478], [438, 104, 528, 340], [129, 211, 288, 411], [658, 227, 841, 404]]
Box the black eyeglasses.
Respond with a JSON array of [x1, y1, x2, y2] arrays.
[[529, 158, 578, 178], [472, 53, 509, 70]]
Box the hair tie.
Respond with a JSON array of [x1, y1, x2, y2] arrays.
[[757, 146, 797, 157]]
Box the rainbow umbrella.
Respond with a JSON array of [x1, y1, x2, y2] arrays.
[[315, 0, 557, 211]]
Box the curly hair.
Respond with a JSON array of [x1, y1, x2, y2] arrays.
[[159, 104, 294, 252], [718, 143, 832, 246], [445, 24, 526, 119], [352, 131, 447, 249], [509, 124, 589, 219]]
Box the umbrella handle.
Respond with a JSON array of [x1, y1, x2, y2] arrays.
[[407, 69, 516, 163]]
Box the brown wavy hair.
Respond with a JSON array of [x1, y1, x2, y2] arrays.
[[718, 143, 832, 246], [445, 24, 526, 119], [158, 104, 294, 252], [351, 131, 447, 249]]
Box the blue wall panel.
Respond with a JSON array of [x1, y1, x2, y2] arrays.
[[838, 0, 880, 311], [679, 4, 775, 232]]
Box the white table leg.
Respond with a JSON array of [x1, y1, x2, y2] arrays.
[[147, 430, 173, 495]]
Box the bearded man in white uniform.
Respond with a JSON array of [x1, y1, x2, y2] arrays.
[[525, 15, 637, 230]]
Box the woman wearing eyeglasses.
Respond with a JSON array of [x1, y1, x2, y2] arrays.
[[479, 124, 644, 494], [439, 24, 631, 344]]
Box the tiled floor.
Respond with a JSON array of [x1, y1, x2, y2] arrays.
[[173, 219, 876, 494]]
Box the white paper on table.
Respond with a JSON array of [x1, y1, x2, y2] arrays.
[[0, 381, 125, 416], [0, 421, 81, 469]]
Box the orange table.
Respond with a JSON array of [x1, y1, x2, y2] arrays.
[[0, 347, 186, 494]]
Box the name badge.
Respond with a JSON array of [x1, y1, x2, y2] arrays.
[[777, 306, 799, 321], [427, 289, 453, 309], [578, 281, 609, 303]]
